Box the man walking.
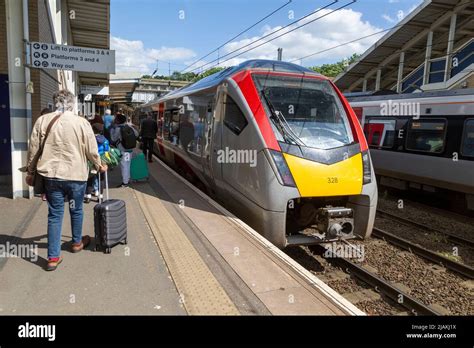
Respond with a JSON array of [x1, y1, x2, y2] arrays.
[[102, 109, 114, 142], [111, 113, 138, 187], [26, 90, 108, 271], [140, 113, 158, 163]]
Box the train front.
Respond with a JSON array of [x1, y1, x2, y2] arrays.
[[232, 69, 378, 247]]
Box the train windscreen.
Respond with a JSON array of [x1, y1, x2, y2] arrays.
[[253, 74, 354, 150]]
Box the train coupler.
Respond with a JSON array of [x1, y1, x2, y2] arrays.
[[316, 207, 354, 240]]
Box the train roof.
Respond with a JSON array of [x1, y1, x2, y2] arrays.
[[141, 59, 321, 107]]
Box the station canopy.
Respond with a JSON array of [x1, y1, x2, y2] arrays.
[[68, 0, 110, 86], [334, 0, 474, 92]]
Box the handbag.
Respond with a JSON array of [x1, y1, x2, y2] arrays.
[[27, 114, 61, 195]]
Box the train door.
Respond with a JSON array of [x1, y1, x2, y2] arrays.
[[0, 74, 12, 196], [202, 86, 224, 190]]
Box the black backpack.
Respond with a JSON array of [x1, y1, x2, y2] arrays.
[[120, 125, 137, 149]]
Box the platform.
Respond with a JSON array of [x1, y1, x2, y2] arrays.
[[0, 154, 363, 316]]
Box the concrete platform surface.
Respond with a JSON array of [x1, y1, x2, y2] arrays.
[[0, 157, 361, 316], [0, 169, 185, 315]]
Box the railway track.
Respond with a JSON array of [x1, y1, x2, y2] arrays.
[[377, 209, 474, 249], [372, 227, 474, 279], [314, 244, 440, 316]]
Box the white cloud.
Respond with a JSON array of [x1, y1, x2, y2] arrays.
[[114, 8, 385, 74], [408, 4, 419, 13], [111, 36, 196, 74], [382, 14, 396, 23], [382, 8, 408, 24], [202, 8, 384, 69]]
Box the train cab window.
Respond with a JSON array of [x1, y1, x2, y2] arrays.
[[364, 119, 396, 148], [223, 95, 248, 135], [406, 119, 447, 154], [461, 119, 474, 157]]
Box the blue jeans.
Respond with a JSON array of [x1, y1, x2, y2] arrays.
[[92, 176, 99, 192], [45, 179, 87, 259]]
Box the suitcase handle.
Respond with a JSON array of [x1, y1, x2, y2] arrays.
[[97, 170, 109, 203]]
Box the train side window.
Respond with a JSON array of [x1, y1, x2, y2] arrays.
[[365, 119, 396, 148], [461, 119, 474, 157], [170, 110, 180, 145], [163, 110, 171, 140], [405, 119, 447, 154], [223, 95, 248, 135]]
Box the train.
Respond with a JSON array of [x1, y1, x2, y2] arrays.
[[135, 60, 378, 248], [346, 88, 474, 213]]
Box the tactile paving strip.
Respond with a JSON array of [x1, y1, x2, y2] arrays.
[[135, 185, 239, 315]]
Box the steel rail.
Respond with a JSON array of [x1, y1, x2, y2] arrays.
[[377, 209, 474, 249], [314, 245, 440, 316], [372, 227, 474, 279]]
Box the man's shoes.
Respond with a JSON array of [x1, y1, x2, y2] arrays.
[[116, 183, 129, 188], [148, 159, 153, 163], [72, 236, 91, 253], [46, 257, 63, 271], [84, 194, 91, 204]]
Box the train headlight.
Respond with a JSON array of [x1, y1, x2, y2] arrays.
[[362, 150, 372, 185], [270, 150, 296, 187]]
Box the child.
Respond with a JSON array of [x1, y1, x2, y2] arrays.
[[85, 124, 110, 203]]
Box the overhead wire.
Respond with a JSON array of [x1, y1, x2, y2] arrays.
[[181, 0, 293, 73], [188, 0, 354, 74]]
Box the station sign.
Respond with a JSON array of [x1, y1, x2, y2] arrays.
[[28, 42, 115, 74]]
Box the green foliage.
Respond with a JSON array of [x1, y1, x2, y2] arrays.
[[140, 54, 360, 83], [141, 66, 226, 83], [193, 67, 226, 81], [308, 53, 360, 78]]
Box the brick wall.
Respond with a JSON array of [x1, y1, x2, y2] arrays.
[[29, 0, 41, 119], [0, 0, 8, 75], [29, 0, 60, 122]]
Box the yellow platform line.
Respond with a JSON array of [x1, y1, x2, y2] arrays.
[[135, 185, 239, 315]]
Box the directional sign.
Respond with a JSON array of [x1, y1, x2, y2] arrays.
[[29, 42, 115, 74]]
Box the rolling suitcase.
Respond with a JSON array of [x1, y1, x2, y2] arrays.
[[94, 171, 127, 254], [131, 152, 149, 181]]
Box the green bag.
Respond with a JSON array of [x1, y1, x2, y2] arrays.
[[131, 153, 149, 181], [110, 147, 122, 159]]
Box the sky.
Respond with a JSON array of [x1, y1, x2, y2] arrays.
[[110, 0, 424, 76]]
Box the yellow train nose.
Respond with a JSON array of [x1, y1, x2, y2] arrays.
[[283, 153, 363, 197]]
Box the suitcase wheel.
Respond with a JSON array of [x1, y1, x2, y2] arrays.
[[95, 244, 101, 252], [105, 248, 111, 254]]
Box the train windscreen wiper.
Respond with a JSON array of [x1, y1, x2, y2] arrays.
[[260, 89, 305, 147]]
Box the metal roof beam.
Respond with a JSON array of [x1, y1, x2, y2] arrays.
[[379, 16, 473, 90], [347, 0, 472, 91]]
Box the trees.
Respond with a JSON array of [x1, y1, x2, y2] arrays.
[[308, 53, 360, 78], [140, 54, 360, 82], [193, 67, 225, 81], [141, 67, 226, 82]]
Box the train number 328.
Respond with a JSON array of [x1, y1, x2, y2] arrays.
[[327, 177, 339, 184]]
